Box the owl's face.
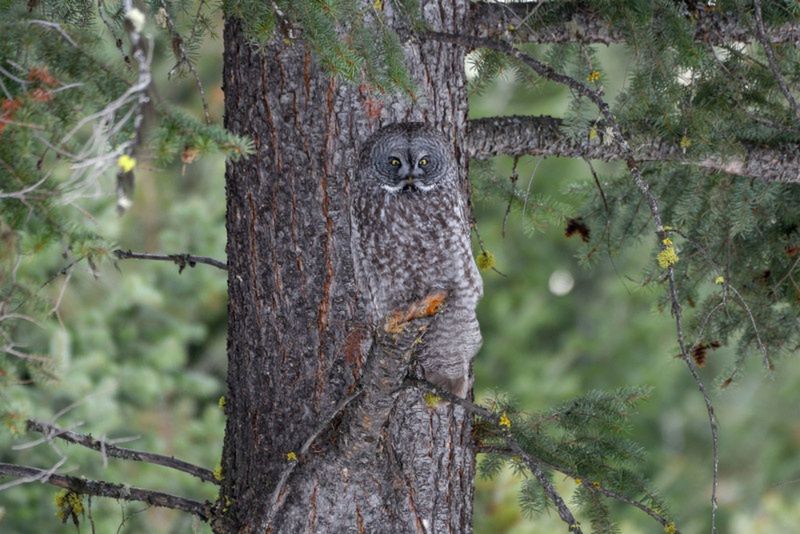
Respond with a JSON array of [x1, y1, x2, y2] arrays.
[[362, 125, 453, 194]]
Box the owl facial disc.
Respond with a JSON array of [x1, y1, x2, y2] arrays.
[[360, 123, 454, 195], [379, 152, 439, 193]]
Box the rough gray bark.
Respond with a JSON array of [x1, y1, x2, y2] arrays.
[[467, 116, 800, 184], [219, 1, 475, 532], [470, 1, 800, 45]]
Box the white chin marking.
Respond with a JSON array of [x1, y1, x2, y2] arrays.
[[414, 182, 436, 192], [380, 184, 404, 193], [380, 182, 437, 193]]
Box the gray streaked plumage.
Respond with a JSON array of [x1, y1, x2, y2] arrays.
[[350, 123, 483, 397]]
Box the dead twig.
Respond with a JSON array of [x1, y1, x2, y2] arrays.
[[113, 249, 227, 271], [0, 463, 210, 520], [25, 419, 218, 484]]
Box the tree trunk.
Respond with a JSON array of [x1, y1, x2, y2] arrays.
[[219, 1, 475, 532]]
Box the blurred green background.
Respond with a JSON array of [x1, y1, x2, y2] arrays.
[[2, 15, 799, 534]]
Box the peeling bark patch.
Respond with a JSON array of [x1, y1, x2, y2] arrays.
[[303, 51, 312, 100], [343, 326, 368, 385], [314, 78, 338, 402], [306, 483, 318, 533], [356, 504, 366, 534]]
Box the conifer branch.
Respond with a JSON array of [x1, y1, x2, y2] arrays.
[[477, 444, 678, 532], [113, 249, 228, 271], [427, 30, 721, 533], [470, 2, 800, 45], [406, 378, 584, 534], [25, 419, 218, 484], [670, 229, 773, 374], [752, 0, 800, 123], [157, 0, 211, 124], [97, 0, 128, 62], [466, 115, 800, 184], [0, 463, 211, 520], [421, 378, 680, 531]]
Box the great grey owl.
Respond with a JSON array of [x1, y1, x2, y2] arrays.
[[350, 123, 483, 398]]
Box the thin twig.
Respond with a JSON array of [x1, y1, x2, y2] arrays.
[[502, 155, 521, 238], [157, 0, 211, 123], [88, 494, 97, 534], [752, 0, 800, 122], [117, 503, 151, 534], [25, 419, 218, 484], [26, 20, 79, 47], [726, 285, 772, 371], [583, 157, 631, 294], [97, 0, 127, 63], [0, 64, 29, 85], [673, 229, 772, 372], [471, 220, 507, 277], [0, 463, 210, 520], [113, 249, 227, 271], [774, 254, 800, 294], [583, 158, 609, 215]]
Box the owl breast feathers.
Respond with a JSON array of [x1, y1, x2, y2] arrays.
[[350, 123, 483, 397]]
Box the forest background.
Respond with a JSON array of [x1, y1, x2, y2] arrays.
[[1, 1, 799, 533]]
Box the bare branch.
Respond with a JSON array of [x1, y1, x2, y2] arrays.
[[113, 249, 228, 271], [470, 2, 800, 45], [0, 458, 68, 492], [466, 115, 800, 184], [25, 419, 218, 484], [0, 463, 211, 520]]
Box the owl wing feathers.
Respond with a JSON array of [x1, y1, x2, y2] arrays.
[[350, 124, 482, 398]]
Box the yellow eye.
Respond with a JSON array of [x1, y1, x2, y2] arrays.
[[389, 157, 401, 167], [419, 158, 429, 167]]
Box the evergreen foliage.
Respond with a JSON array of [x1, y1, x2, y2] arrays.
[[476, 388, 672, 533], [468, 0, 800, 377], [0, 0, 248, 384], [225, 0, 416, 92], [1, 0, 799, 532]]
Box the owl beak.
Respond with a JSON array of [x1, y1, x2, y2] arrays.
[[397, 171, 413, 184]]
